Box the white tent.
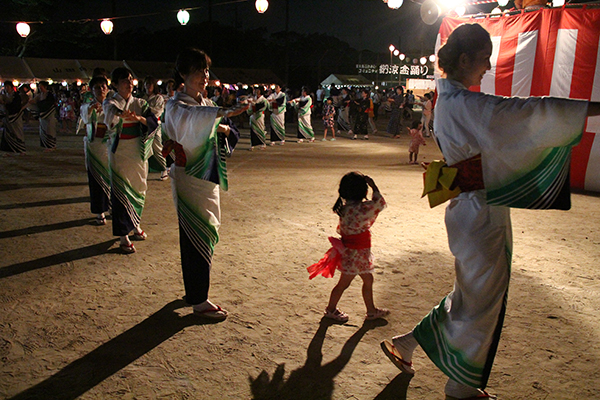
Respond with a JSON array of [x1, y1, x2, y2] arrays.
[[320, 74, 372, 88]]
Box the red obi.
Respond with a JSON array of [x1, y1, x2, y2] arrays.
[[307, 231, 371, 280], [162, 139, 187, 167], [342, 231, 371, 249]]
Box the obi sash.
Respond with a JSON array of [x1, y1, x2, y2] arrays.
[[307, 231, 371, 279], [422, 154, 484, 208]]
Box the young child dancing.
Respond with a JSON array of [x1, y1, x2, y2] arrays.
[[408, 120, 426, 164], [322, 97, 336, 141], [307, 172, 389, 322]]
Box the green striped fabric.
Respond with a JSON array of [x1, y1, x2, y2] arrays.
[[487, 143, 576, 209], [111, 169, 145, 218], [184, 117, 228, 190], [177, 193, 219, 262]]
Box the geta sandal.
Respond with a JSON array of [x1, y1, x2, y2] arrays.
[[132, 230, 147, 241], [120, 243, 136, 254], [380, 340, 415, 375], [193, 304, 228, 321]]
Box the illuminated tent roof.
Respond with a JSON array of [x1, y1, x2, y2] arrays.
[[320, 74, 372, 87]]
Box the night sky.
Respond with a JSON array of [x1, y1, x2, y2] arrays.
[[40, 0, 446, 54]]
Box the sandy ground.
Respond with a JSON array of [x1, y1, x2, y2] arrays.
[[1, 116, 600, 400]]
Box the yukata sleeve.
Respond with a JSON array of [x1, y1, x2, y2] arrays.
[[79, 103, 91, 125], [140, 100, 158, 139], [220, 116, 240, 152], [476, 94, 589, 209], [371, 190, 387, 213]]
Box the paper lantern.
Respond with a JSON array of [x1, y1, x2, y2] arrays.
[[388, 0, 404, 9], [177, 9, 190, 25], [16, 22, 30, 38], [100, 19, 113, 35], [255, 0, 269, 13]]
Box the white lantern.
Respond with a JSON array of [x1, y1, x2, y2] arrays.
[[387, 0, 404, 9], [393, 49, 400, 56], [455, 5, 466, 16], [255, 0, 269, 13], [61, 81, 68, 87], [552, 0, 565, 6], [399, 53, 406, 61], [100, 19, 113, 35], [498, 0, 509, 6], [12, 80, 19, 87], [389, 44, 395, 52], [30, 82, 37, 91], [133, 79, 139, 86], [429, 54, 436, 63], [177, 9, 190, 25], [491, 7, 502, 14], [420, 57, 427, 65], [16, 22, 30, 38]]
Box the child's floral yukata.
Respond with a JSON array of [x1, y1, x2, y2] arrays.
[[308, 191, 386, 279]]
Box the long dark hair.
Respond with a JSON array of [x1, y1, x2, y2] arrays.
[[332, 172, 368, 216], [437, 24, 491, 76], [174, 48, 212, 87]]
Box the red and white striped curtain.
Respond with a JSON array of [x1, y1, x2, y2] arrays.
[[437, 7, 600, 191]]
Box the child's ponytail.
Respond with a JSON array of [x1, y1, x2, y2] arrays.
[[333, 196, 344, 216]]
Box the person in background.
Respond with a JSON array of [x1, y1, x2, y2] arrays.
[[103, 67, 158, 254], [81, 76, 111, 225], [321, 97, 336, 141], [247, 86, 269, 151], [289, 86, 315, 143], [31, 81, 58, 152], [142, 76, 168, 181], [386, 86, 404, 138], [267, 84, 287, 146], [0, 81, 27, 155]]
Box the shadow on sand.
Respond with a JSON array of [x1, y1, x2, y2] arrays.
[[8, 299, 217, 400], [249, 317, 410, 400], [0, 182, 88, 192], [0, 196, 89, 210], [0, 239, 116, 279], [0, 218, 96, 239]]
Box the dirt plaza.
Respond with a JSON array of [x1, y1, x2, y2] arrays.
[[1, 120, 600, 399]]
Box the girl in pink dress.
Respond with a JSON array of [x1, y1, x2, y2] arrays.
[[408, 120, 426, 164], [307, 172, 389, 322]]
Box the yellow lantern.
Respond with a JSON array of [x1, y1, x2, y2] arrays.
[[255, 0, 269, 13], [100, 19, 113, 35], [16, 22, 30, 38]]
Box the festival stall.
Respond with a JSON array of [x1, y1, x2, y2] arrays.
[[437, 6, 600, 192]]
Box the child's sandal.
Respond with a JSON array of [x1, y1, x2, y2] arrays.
[[324, 308, 349, 322], [366, 308, 390, 321]]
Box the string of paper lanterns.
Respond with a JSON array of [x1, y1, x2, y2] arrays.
[[13, 0, 269, 38]]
